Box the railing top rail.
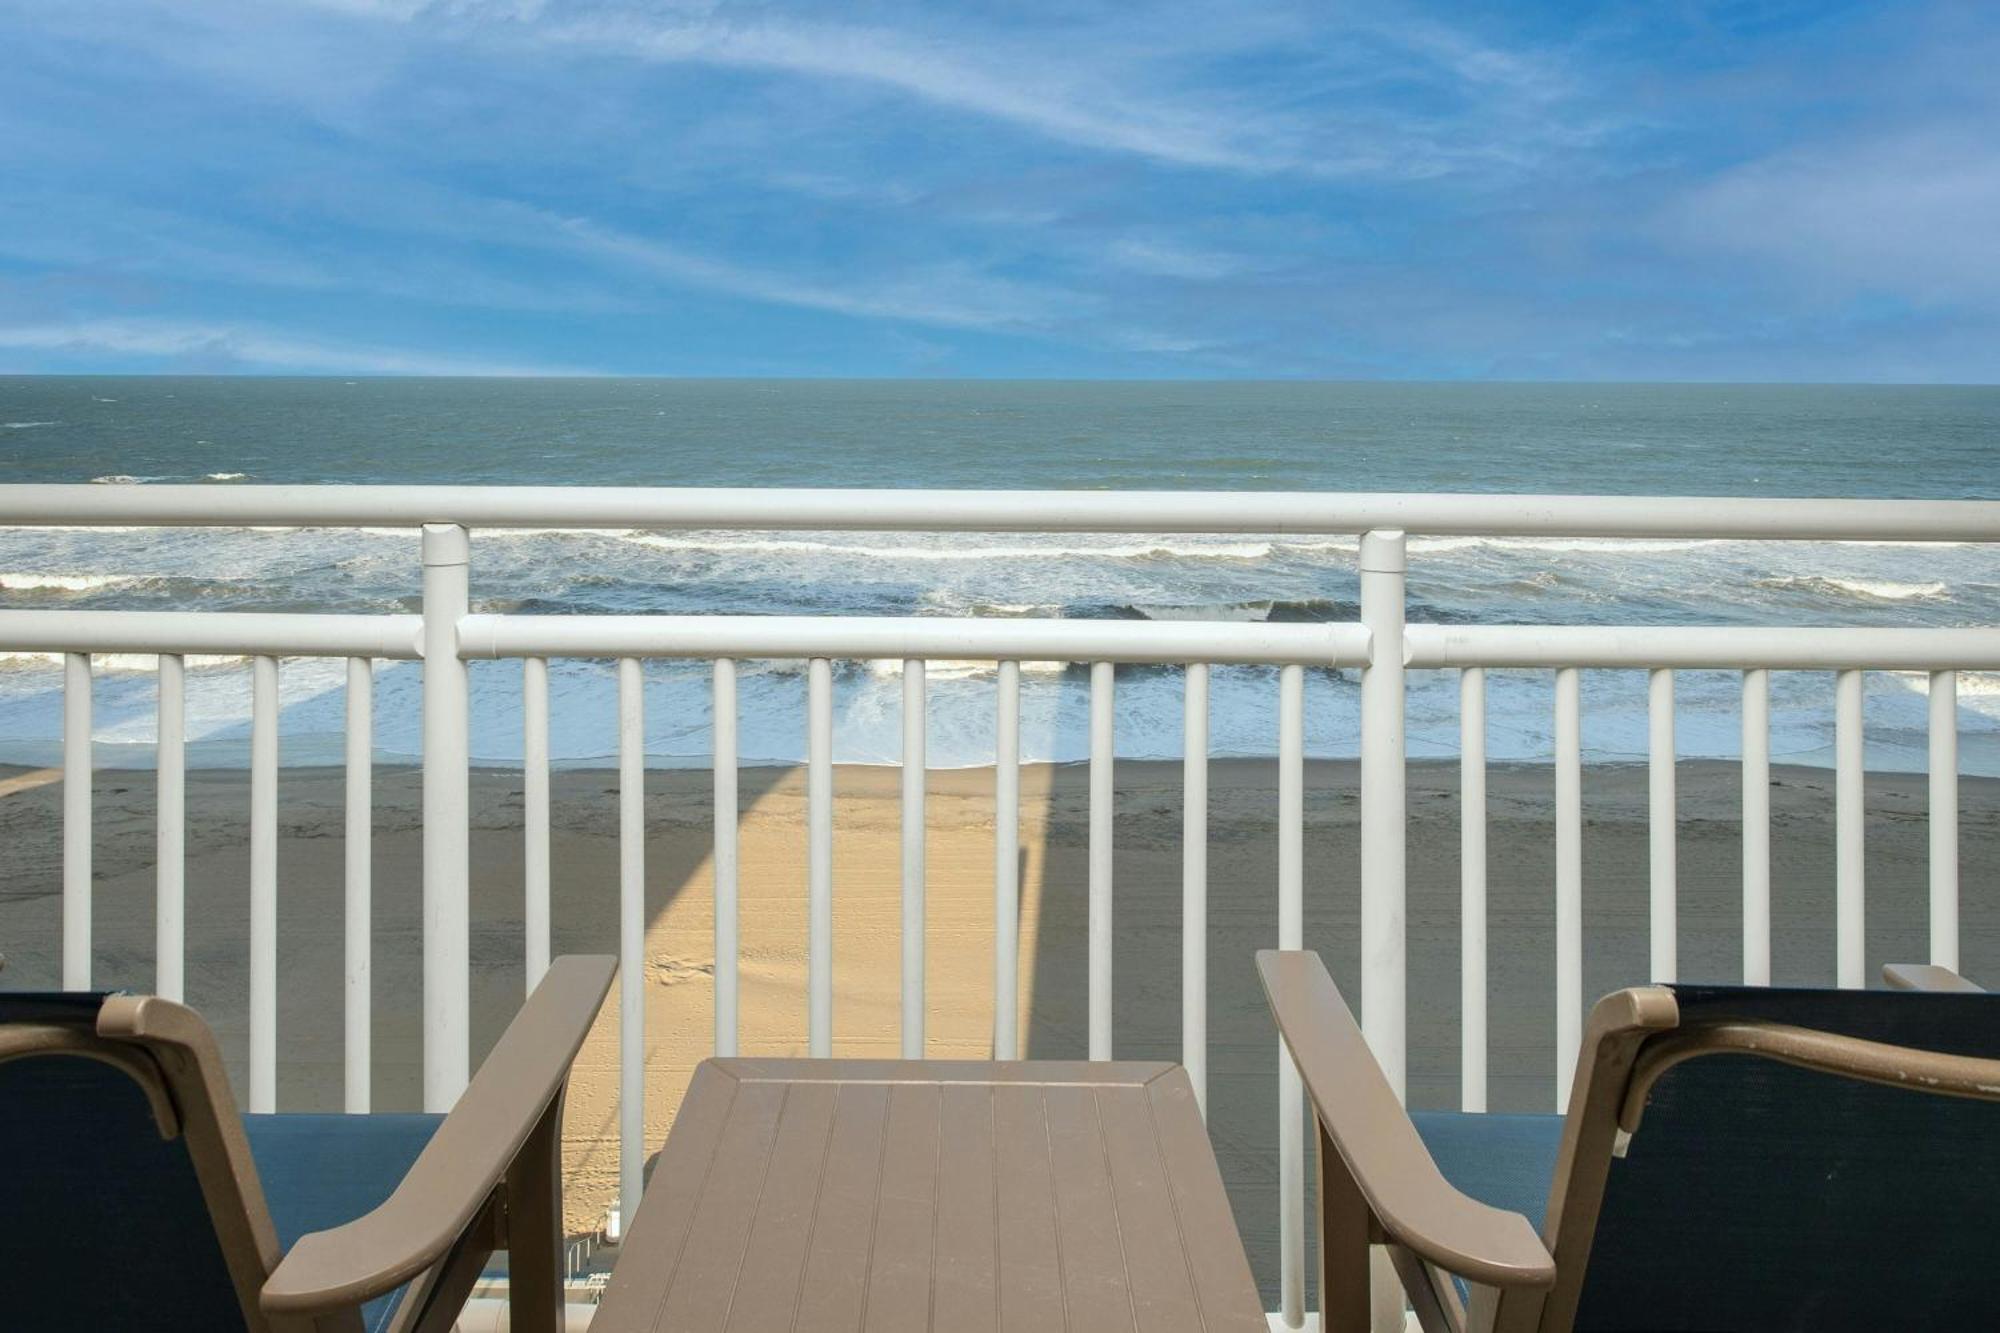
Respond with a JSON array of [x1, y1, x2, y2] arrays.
[[0, 485, 1995, 541]]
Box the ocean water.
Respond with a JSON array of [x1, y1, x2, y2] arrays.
[[0, 377, 1996, 773]]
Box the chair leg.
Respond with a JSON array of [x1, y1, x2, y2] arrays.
[[1318, 1119, 1374, 1333], [507, 1092, 566, 1333], [1373, 1248, 1410, 1333]]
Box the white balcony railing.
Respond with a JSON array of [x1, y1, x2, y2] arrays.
[[3, 483, 1997, 1327]]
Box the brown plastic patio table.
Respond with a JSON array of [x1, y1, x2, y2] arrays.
[[590, 1057, 1269, 1332]]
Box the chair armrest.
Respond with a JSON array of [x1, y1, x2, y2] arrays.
[[1882, 962, 1984, 993], [262, 955, 616, 1316], [1256, 950, 1555, 1289]]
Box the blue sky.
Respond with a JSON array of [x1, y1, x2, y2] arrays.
[[0, 0, 1995, 380]]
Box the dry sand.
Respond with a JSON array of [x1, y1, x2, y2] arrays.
[[2, 758, 1995, 1297]]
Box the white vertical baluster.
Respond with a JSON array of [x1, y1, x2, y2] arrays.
[[1359, 531, 1409, 1333], [1277, 663, 1305, 1329], [1554, 666, 1582, 1112], [1183, 662, 1209, 1119], [900, 659, 925, 1058], [250, 654, 279, 1113], [714, 659, 740, 1056], [1358, 531, 1408, 1102], [1648, 668, 1677, 983], [344, 657, 372, 1113], [1278, 667, 1304, 930], [156, 654, 185, 1002], [63, 653, 91, 990], [807, 657, 834, 1057], [1089, 661, 1114, 1061], [1280, 664, 1312, 944], [1460, 666, 1487, 1113], [617, 657, 645, 1227], [524, 657, 550, 995], [420, 523, 471, 1111], [1836, 669, 1865, 988], [994, 660, 1021, 1060], [1742, 669, 1771, 984], [1930, 670, 1959, 971]]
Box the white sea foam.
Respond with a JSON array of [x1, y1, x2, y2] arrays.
[[4, 421, 57, 429], [915, 595, 1059, 616], [1131, 600, 1275, 622], [27, 525, 148, 534], [1758, 575, 1947, 602], [912, 588, 1070, 616], [89, 474, 174, 485], [0, 572, 136, 592], [204, 472, 249, 482]]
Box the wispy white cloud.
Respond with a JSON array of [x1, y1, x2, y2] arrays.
[[544, 211, 1089, 331], [0, 318, 585, 375], [1664, 128, 2000, 303], [269, 0, 1605, 182], [1384, 13, 1577, 104], [760, 172, 927, 209], [254, 169, 1096, 333], [531, 13, 1291, 173], [1102, 236, 1258, 282], [0, 189, 649, 316]]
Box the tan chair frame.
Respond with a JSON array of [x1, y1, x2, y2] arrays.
[[1257, 949, 2000, 1333], [0, 954, 614, 1333]]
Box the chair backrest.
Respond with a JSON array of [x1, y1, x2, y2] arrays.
[[0, 991, 277, 1330], [1558, 984, 2000, 1332]]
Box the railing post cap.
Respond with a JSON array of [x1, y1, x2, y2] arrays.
[[421, 522, 469, 566], [1358, 529, 1407, 573]]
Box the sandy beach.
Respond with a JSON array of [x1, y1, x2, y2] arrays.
[[2, 757, 1994, 1295]]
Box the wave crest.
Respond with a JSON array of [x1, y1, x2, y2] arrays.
[[0, 572, 137, 592], [1757, 574, 1947, 602]]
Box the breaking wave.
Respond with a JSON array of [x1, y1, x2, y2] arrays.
[[1757, 575, 1948, 603]]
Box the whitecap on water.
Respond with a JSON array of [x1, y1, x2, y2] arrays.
[[1756, 574, 1947, 602], [0, 572, 136, 592]]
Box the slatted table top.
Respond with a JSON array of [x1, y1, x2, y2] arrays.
[[591, 1058, 1268, 1333]]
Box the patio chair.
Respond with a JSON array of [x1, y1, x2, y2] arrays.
[[1258, 949, 2000, 1333], [0, 954, 614, 1332]]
